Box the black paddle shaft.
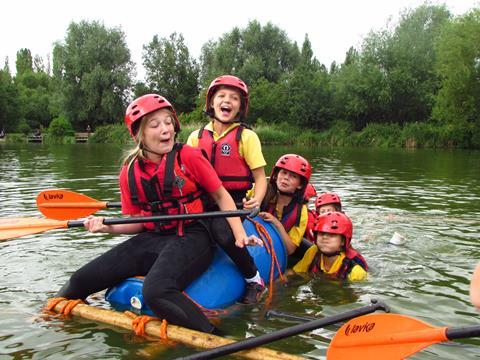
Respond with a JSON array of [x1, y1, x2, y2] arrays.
[[446, 325, 480, 340], [105, 201, 121, 208], [177, 299, 390, 360], [66, 208, 259, 228]]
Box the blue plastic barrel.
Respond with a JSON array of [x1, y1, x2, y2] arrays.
[[105, 216, 287, 313]]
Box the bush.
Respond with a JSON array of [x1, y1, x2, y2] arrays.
[[315, 120, 355, 146], [178, 107, 205, 125], [4, 133, 26, 143], [48, 116, 74, 137], [17, 120, 31, 135], [355, 122, 402, 148], [89, 123, 132, 144]]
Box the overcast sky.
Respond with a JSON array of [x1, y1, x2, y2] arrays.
[[1, 0, 478, 79]]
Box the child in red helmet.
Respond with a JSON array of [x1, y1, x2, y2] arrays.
[[187, 75, 268, 304], [316, 192, 343, 215], [293, 212, 368, 281], [56, 94, 260, 334], [258, 154, 311, 256], [304, 192, 343, 243]]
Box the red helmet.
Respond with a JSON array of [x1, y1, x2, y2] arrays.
[[205, 75, 249, 120], [315, 192, 342, 210], [304, 183, 317, 200], [314, 211, 353, 247], [271, 154, 312, 183], [125, 94, 180, 138]]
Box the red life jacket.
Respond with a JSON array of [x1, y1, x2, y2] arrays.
[[267, 200, 304, 233], [127, 143, 206, 235], [309, 250, 368, 279], [197, 124, 253, 194]]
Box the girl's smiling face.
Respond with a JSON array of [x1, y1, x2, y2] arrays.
[[211, 86, 242, 123]]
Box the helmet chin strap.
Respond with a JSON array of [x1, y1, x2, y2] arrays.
[[204, 110, 241, 124]]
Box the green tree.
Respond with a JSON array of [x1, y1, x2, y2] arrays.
[[199, 20, 300, 87], [0, 62, 21, 132], [433, 8, 480, 147], [284, 35, 332, 129], [142, 33, 199, 113], [332, 56, 390, 130], [53, 20, 134, 130], [15, 48, 33, 76], [386, 4, 451, 123], [360, 4, 451, 124], [15, 68, 52, 130]]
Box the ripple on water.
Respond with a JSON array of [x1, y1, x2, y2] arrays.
[[1, 144, 480, 358]]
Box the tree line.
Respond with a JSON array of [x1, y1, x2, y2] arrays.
[[0, 3, 479, 148]]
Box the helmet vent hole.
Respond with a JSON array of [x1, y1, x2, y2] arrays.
[[132, 110, 140, 116]]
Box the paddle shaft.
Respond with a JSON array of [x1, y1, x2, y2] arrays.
[[106, 201, 121, 208], [179, 299, 389, 360], [65, 208, 258, 228], [446, 325, 480, 340]]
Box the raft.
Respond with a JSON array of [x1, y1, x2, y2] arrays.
[[46, 299, 303, 360], [106, 216, 287, 313]]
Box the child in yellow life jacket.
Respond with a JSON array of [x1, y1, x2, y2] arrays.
[[187, 75, 268, 304], [258, 154, 311, 256], [293, 211, 368, 281]]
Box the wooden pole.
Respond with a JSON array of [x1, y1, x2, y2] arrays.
[[48, 300, 303, 360]]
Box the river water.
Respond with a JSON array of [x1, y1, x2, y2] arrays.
[[1, 143, 479, 359]]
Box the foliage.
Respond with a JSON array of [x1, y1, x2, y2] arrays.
[[433, 8, 480, 145], [0, 67, 21, 132], [1, 4, 480, 149], [15, 48, 33, 76], [178, 107, 205, 126], [143, 33, 199, 113], [48, 116, 74, 137], [53, 20, 134, 131], [15, 69, 52, 130], [199, 20, 300, 86], [4, 133, 26, 143], [89, 123, 132, 145], [354, 122, 402, 147], [17, 120, 31, 134]]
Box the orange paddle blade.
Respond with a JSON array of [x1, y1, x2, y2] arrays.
[[37, 189, 108, 220], [0, 217, 69, 241], [327, 313, 448, 360]]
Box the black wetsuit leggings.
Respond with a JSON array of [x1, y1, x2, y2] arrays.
[[210, 217, 257, 279], [57, 223, 215, 333]]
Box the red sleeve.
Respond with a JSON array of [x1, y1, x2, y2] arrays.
[[180, 145, 223, 193], [119, 164, 142, 215]]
